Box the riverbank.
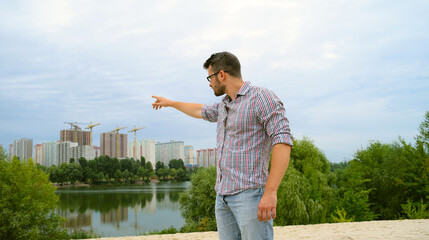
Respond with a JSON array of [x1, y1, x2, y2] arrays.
[[88, 219, 429, 240], [54, 179, 163, 188]]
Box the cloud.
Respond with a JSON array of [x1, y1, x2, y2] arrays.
[[0, 0, 428, 162]]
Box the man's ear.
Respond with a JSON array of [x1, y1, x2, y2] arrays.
[[219, 70, 227, 81]]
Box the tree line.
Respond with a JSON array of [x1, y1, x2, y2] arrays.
[[37, 156, 195, 185]]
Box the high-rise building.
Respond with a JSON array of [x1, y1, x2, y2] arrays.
[[155, 140, 184, 166], [196, 148, 217, 168], [100, 132, 127, 158], [184, 145, 195, 165], [70, 145, 98, 161], [56, 141, 78, 165], [33, 144, 44, 165], [11, 138, 33, 160], [60, 129, 91, 146], [93, 146, 100, 158], [43, 141, 57, 167], [128, 139, 155, 166]]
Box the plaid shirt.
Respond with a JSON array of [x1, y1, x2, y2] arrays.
[[202, 81, 293, 195]]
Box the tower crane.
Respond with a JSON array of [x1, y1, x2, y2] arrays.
[[111, 125, 127, 159], [64, 122, 87, 143], [85, 122, 101, 146], [128, 125, 146, 159]]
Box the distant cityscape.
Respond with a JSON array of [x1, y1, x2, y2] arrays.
[[2, 123, 217, 168]]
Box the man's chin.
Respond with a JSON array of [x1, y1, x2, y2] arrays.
[[214, 92, 225, 97]]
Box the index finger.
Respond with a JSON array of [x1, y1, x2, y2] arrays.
[[272, 208, 276, 220]]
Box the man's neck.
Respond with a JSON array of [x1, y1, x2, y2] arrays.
[[226, 79, 245, 101]]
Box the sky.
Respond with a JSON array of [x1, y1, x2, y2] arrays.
[[0, 0, 428, 163]]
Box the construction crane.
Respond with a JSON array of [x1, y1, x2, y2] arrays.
[[128, 125, 146, 159], [111, 125, 127, 159], [64, 122, 86, 143], [85, 122, 101, 146]]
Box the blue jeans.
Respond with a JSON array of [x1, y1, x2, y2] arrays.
[[215, 188, 274, 240]]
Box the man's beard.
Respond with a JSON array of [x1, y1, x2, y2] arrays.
[[214, 84, 226, 96], [213, 78, 226, 96]]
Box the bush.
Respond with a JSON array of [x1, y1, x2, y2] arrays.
[[401, 199, 429, 219], [145, 226, 179, 235], [0, 150, 66, 239], [179, 167, 217, 232], [331, 208, 354, 223]]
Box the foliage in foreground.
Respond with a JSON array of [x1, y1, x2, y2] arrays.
[[0, 148, 67, 240], [179, 166, 217, 232], [176, 111, 429, 233], [276, 137, 335, 225], [143, 226, 179, 236]]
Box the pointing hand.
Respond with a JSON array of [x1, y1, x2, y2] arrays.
[[152, 96, 172, 110]]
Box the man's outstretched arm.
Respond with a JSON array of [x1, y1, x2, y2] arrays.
[[152, 96, 203, 119]]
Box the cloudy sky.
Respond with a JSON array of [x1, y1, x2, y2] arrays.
[[1, 0, 428, 163]]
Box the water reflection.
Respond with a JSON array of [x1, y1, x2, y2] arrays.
[[58, 208, 93, 230], [56, 182, 189, 237]]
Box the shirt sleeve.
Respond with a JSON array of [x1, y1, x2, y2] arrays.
[[256, 89, 293, 146], [201, 102, 220, 123]]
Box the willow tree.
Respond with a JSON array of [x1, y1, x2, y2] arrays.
[[275, 137, 335, 225]]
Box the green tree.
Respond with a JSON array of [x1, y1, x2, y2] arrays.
[[350, 139, 428, 219], [137, 166, 145, 180], [114, 169, 122, 182], [275, 137, 335, 225], [170, 169, 177, 179], [0, 154, 66, 239], [78, 158, 89, 182], [276, 167, 324, 225], [155, 161, 165, 172], [179, 167, 217, 232], [120, 159, 133, 172], [57, 163, 69, 185], [177, 168, 186, 180], [169, 159, 185, 170], [416, 111, 429, 151], [333, 158, 376, 221], [68, 163, 83, 184], [48, 165, 59, 183], [122, 169, 131, 182], [158, 168, 170, 180], [145, 161, 153, 171], [83, 167, 93, 183]]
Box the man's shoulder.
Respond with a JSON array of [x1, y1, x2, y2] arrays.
[[249, 85, 278, 99]]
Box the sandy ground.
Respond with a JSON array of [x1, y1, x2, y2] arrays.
[[88, 219, 429, 240]]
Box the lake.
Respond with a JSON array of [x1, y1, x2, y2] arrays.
[[56, 181, 191, 237]]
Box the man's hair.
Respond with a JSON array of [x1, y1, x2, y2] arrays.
[[203, 52, 242, 78]]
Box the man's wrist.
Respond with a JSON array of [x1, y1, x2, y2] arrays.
[[169, 100, 177, 108], [264, 187, 277, 194]]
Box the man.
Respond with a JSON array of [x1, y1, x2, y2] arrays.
[[152, 52, 293, 240]]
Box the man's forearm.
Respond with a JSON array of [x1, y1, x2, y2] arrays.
[[170, 101, 203, 119], [258, 143, 291, 221], [152, 96, 203, 119], [265, 143, 291, 193]]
